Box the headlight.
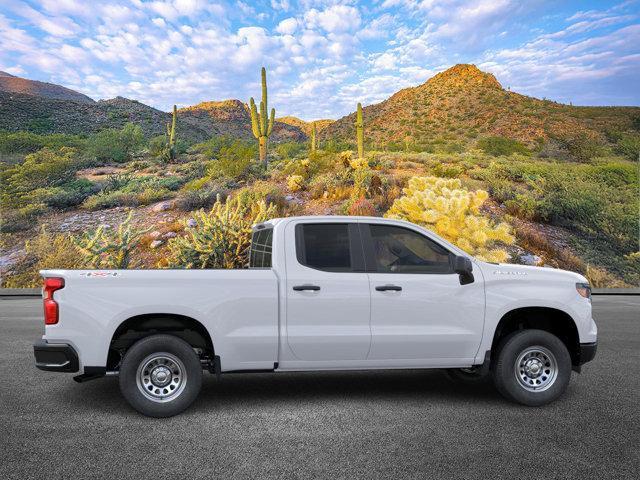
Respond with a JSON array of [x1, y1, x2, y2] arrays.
[[576, 282, 592, 300]]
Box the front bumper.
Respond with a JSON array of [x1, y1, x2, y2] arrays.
[[578, 341, 597, 366], [33, 340, 79, 372]]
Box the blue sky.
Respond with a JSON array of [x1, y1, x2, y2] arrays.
[[0, 0, 638, 120]]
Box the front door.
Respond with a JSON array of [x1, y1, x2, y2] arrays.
[[284, 222, 371, 362], [361, 223, 485, 365]]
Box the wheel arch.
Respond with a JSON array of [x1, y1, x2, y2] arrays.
[[107, 313, 214, 370], [491, 306, 580, 366]]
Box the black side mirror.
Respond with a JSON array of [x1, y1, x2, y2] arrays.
[[453, 256, 474, 285]]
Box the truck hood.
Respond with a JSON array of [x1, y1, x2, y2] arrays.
[[477, 262, 588, 284]]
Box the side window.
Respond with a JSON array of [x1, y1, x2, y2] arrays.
[[296, 223, 358, 272], [250, 228, 273, 268], [367, 224, 452, 274]]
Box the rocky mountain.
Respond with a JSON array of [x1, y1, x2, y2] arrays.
[[0, 76, 305, 143], [0, 91, 210, 141], [321, 64, 640, 148], [179, 100, 306, 142], [0, 71, 94, 104]]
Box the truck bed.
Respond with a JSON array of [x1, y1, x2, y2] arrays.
[[40, 269, 279, 372]]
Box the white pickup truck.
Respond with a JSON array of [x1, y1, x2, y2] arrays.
[[34, 216, 597, 417]]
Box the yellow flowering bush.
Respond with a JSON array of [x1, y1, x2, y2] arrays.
[[349, 157, 368, 170], [386, 176, 514, 262], [287, 174, 305, 192]]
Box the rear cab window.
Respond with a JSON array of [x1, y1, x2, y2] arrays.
[[295, 223, 365, 272], [250, 227, 273, 268]]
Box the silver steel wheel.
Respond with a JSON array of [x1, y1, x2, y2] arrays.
[[514, 346, 558, 392], [136, 352, 187, 403]]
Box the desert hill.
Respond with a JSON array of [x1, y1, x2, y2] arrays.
[[0, 73, 305, 142], [0, 71, 94, 104], [179, 100, 306, 142], [321, 64, 640, 148]]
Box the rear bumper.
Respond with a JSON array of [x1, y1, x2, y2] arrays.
[[33, 340, 79, 373], [578, 341, 597, 365]]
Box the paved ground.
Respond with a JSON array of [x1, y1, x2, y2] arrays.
[[1, 296, 638, 479]]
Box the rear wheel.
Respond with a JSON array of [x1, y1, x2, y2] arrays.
[[119, 334, 202, 417], [492, 329, 571, 406]]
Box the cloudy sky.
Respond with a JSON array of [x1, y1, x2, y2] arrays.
[[0, 0, 638, 120]]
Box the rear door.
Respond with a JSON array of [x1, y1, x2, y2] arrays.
[[284, 221, 371, 362], [361, 222, 485, 365]]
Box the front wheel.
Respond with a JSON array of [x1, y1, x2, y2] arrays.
[[119, 334, 202, 417], [492, 329, 572, 406]]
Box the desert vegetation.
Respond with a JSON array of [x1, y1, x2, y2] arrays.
[[1, 65, 638, 288]]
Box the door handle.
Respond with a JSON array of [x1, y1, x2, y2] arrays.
[[293, 284, 321, 291], [375, 284, 402, 292]]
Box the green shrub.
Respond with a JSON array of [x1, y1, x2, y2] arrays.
[[148, 135, 167, 157], [1, 227, 84, 287], [26, 117, 54, 134], [82, 187, 173, 210], [0, 131, 87, 154], [82, 191, 139, 210], [556, 132, 602, 162], [88, 123, 144, 163], [615, 133, 640, 160], [0, 147, 80, 209], [174, 189, 226, 212], [136, 188, 173, 205], [0, 203, 46, 232], [275, 142, 306, 160], [201, 140, 255, 178], [30, 182, 97, 209], [478, 136, 529, 156], [192, 136, 236, 158], [504, 194, 540, 220], [432, 163, 464, 178], [102, 174, 134, 192], [234, 181, 285, 211]]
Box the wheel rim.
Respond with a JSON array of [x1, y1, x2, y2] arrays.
[[514, 346, 558, 392], [136, 352, 187, 403]]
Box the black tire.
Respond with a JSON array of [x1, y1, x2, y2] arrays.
[[492, 329, 571, 406], [445, 368, 489, 384], [119, 334, 202, 417]]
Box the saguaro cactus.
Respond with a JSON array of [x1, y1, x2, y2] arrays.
[[355, 102, 364, 160], [165, 104, 177, 161], [250, 67, 275, 167], [310, 122, 317, 152]]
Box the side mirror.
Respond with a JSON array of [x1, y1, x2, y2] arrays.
[[453, 256, 474, 285]]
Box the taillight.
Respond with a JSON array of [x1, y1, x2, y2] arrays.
[[43, 277, 64, 325]]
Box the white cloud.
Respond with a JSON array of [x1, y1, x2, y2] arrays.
[[0, 0, 636, 118], [358, 13, 396, 39], [57, 44, 90, 63], [372, 52, 397, 70], [1, 65, 27, 76], [276, 17, 298, 35], [9, 2, 80, 37], [305, 5, 361, 33], [271, 0, 291, 11]]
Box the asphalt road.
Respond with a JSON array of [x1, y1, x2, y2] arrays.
[[1, 296, 639, 479]]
